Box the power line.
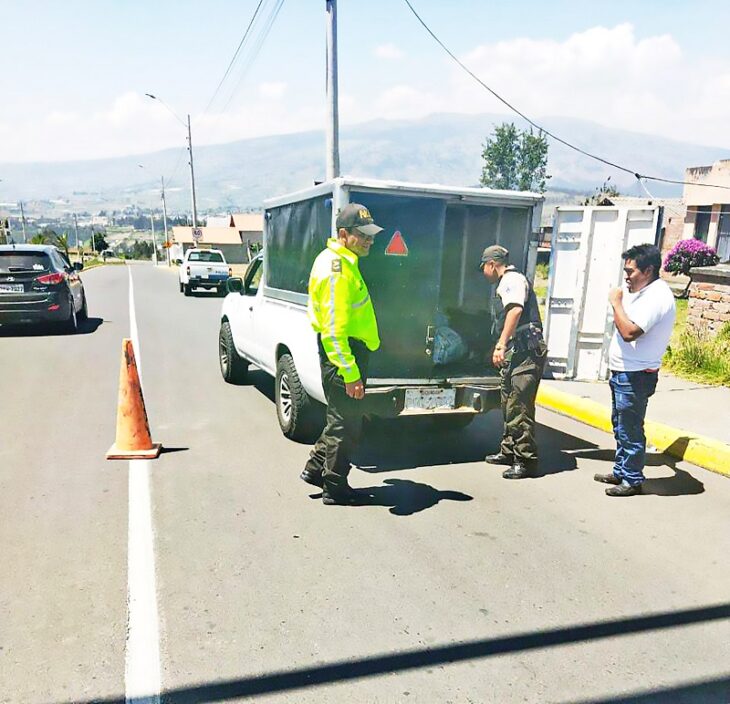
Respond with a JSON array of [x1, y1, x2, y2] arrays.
[[402, 0, 730, 193], [202, 0, 266, 116], [220, 0, 286, 114]]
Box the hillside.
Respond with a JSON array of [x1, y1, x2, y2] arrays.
[[2, 113, 728, 214]]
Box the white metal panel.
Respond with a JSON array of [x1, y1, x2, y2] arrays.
[[545, 206, 661, 380]]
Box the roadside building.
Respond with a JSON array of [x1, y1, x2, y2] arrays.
[[683, 160, 730, 262], [171, 212, 263, 264]]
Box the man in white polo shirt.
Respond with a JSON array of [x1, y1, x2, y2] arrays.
[[594, 244, 676, 497]]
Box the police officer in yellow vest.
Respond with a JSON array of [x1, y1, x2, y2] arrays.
[[301, 203, 383, 505]]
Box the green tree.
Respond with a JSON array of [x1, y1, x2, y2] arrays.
[[30, 233, 48, 244], [480, 123, 550, 192], [92, 232, 109, 252], [54, 232, 71, 260], [517, 129, 550, 192]]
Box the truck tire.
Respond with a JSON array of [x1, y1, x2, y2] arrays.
[[219, 321, 249, 384], [179, 280, 183, 293], [184, 283, 192, 296], [78, 292, 88, 321], [275, 353, 321, 442], [63, 294, 79, 334]]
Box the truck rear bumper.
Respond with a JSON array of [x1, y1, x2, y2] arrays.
[[362, 383, 501, 418], [189, 276, 228, 288]]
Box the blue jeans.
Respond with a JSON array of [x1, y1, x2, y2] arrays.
[[609, 370, 658, 486]]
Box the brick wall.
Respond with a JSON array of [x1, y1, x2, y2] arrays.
[[687, 264, 730, 336]]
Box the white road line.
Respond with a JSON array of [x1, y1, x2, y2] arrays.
[[125, 266, 161, 704]]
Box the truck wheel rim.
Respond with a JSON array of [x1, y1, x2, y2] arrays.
[[219, 338, 229, 372], [279, 373, 292, 423]]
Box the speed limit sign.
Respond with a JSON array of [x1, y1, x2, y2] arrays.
[[192, 227, 203, 243]]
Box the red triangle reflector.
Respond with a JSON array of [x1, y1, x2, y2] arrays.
[[385, 230, 409, 256]]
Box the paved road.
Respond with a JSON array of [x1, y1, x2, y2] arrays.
[[1, 263, 729, 704]]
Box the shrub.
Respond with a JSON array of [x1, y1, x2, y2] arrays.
[[663, 239, 719, 277], [664, 321, 730, 386]]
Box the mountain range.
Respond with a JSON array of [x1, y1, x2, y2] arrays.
[[2, 113, 729, 215]]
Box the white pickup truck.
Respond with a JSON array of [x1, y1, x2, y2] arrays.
[[178, 248, 231, 296], [218, 177, 542, 441]]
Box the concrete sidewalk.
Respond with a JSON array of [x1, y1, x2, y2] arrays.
[[537, 372, 730, 477]]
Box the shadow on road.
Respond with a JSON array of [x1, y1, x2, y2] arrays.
[[184, 289, 225, 298], [0, 317, 104, 337], [308, 477, 472, 516], [246, 369, 697, 493], [566, 447, 705, 496], [160, 446, 190, 455], [51, 602, 730, 704], [356, 414, 598, 476]]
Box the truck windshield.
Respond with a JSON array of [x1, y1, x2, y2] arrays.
[[188, 251, 224, 262]]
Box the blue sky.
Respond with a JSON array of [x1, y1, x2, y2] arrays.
[[2, 0, 729, 163]]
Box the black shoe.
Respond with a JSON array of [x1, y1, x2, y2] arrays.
[[594, 472, 621, 485], [502, 461, 532, 480], [300, 468, 324, 488], [606, 483, 642, 497], [322, 484, 358, 505], [485, 452, 514, 466]]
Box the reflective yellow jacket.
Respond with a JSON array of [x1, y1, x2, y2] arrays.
[[308, 238, 380, 382]]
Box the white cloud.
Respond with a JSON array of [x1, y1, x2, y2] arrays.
[[447, 24, 730, 147], [374, 43, 404, 60], [3, 24, 730, 163], [354, 24, 730, 149], [258, 81, 287, 99]]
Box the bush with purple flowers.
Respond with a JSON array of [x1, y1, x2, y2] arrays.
[[663, 238, 719, 277]]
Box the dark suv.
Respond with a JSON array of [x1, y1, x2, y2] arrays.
[[0, 244, 88, 332]]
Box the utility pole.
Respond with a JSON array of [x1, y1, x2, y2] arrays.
[[150, 214, 157, 265], [161, 176, 170, 266], [325, 0, 340, 181], [187, 114, 199, 227], [19, 201, 27, 243], [73, 213, 81, 261]]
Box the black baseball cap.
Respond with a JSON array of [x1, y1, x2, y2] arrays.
[[336, 203, 383, 237]]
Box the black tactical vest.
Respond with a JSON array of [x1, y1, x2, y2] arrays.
[[492, 267, 543, 342]]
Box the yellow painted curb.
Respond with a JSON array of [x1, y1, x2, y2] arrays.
[[536, 385, 730, 479]]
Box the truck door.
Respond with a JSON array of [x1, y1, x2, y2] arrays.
[[349, 191, 446, 380], [231, 257, 264, 364]]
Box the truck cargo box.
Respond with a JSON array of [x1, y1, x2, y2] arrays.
[[264, 177, 543, 386]]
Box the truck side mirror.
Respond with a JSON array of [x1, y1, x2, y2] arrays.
[[227, 277, 244, 294]]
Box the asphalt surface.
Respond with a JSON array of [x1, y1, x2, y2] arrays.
[[1, 262, 729, 704]]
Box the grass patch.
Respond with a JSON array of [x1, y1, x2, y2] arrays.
[[663, 320, 730, 387]]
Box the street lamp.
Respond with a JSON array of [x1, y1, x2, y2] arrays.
[[145, 93, 198, 228]]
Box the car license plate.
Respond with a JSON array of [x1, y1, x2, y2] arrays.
[[404, 388, 456, 411], [0, 284, 23, 293]]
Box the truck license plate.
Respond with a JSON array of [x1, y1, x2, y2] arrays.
[[404, 388, 456, 411]]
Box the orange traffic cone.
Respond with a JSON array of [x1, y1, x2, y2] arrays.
[[106, 338, 161, 460]]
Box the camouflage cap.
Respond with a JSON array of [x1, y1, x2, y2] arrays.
[[336, 203, 383, 237], [479, 244, 509, 267]]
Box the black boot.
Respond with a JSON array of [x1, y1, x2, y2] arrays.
[[605, 483, 642, 497], [300, 468, 324, 488], [322, 483, 358, 506], [593, 473, 621, 485], [502, 461, 532, 480], [485, 452, 514, 466]]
